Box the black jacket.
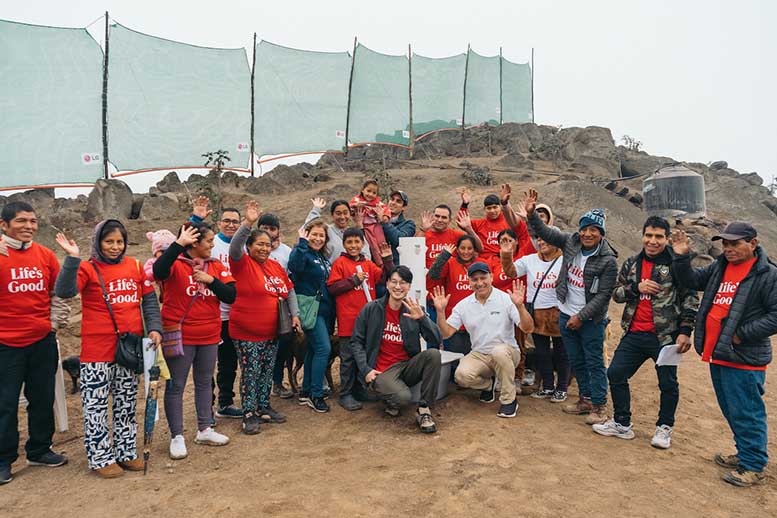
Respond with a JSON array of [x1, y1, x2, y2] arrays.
[[673, 246, 777, 367], [350, 295, 442, 378]]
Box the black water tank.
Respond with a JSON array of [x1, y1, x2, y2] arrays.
[[643, 164, 706, 218]]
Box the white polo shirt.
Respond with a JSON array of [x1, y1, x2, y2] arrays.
[[446, 287, 521, 354]]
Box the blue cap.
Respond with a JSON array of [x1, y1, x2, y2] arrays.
[[579, 208, 606, 235], [467, 261, 491, 276]]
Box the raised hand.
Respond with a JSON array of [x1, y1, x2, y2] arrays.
[[500, 237, 516, 256], [670, 229, 690, 255], [442, 243, 456, 256], [508, 278, 526, 306], [298, 227, 309, 240], [500, 183, 512, 205], [176, 225, 200, 247], [379, 241, 393, 259], [523, 188, 538, 216], [192, 195, 212, 219], [353, 205, 365, 228], [311, 197, 327, 210], [456, 209, 472, 230], [55, 232, 80, 257], [420, 210, 434, 232], [432, 285, 451, 312], [401, 297, 426, 320], [460, 187, 471, 205], [244, 200, 261, 225]]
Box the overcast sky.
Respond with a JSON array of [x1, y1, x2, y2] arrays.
[[6, 0, 776, 183]]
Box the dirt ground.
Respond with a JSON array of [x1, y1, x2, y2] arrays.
[[2, 163, 776, 516]]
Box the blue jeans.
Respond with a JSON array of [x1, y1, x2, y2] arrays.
[[710, 363, 768, 472], [302, 315, 332, 398], [559, 313, 608, 405]]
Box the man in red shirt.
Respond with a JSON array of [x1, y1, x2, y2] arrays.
[[592, 216, 698, 450], [350, 266, 443, 433], [673, 222, 777, 487], [0, 202, 68, 485], [418, 204, 482, 345]]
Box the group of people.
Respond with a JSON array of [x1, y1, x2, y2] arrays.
[[0, 178, 774, 488]]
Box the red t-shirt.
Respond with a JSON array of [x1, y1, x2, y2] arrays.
[[328, 255, 382, 337], [436, 256, 476, 318], [160, 259, 235, 346], [702, 257, 764, 370], [425, 228, 465, 298], [630, 259, 657, 333], [229, 256, 292, 342], [488, 255, 513, 292], [0, 243, 59, 347], [468, 212, 509, 258], [78, 257, 155, 362], [375, 306, 409, 372]]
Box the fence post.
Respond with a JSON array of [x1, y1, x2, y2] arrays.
[[408, 44, 414, 159], [102, 11, 110, 180], [250, 32, 256, 177], [461, 44, 470, 130], [344, 37, 358, 157], [531, 47, 535, 123], [499, 46, 503, 125]]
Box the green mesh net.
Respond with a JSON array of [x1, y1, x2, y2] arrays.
[[411, 53, 466, 137], [0, 20, 103, 188], [347, 44, 410, 146], [254, 41, 350, 157], [107, 23, 251, 171], [464, 50, 501, 126], [501, 58, 533, 123]]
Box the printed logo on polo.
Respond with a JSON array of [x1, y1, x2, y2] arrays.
[[106, 278, 139, 304], [8, 266, 45, 293], [567, 264, 585, 288], [713, 280, 739, 306], [455, 273, 472, 292], [186, 275, 215, 297], [383, 320, 402, 343]]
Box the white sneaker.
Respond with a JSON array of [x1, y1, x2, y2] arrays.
[[651, 425, 672, 449], [194, 427, 230, 446], [592, 419, 635, 440], [169, 435, 188, 459]]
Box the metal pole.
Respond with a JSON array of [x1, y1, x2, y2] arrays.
[[408, 44, 414, 159], [531, 47, 535, 123], [499, 46, 503, 125], [102, 11, 109, 179], [344, 37, 358, 157], [250, 32, 256, 177], [461, 44, 470, 129]]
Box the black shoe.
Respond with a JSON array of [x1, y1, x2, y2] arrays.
[[497, 398, 519, 418], [215, 405, 243, 419], [298, 391, 311, 405], [242, 412, 261, 435], [479, 377, 496, 403], [322, 387, 332, 400], [258, 406, 287, 424], [416, 406, 437, 434], [307, 396, 330, 413], [338, 394, 363, 411], [27, 450, 68, 467], [0, 464, 11, 485]]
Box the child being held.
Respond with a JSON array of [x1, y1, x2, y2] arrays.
[[349, 179, 390, 266], [143, 229, 176, 300]]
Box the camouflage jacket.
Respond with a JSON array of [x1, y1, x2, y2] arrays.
[[613, 249, 699, 345]]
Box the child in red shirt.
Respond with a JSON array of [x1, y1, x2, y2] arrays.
[[349, 179, 390, 266], [327, 228, 393, 410]]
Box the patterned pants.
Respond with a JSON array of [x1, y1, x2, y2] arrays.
[[233, 339, 278, 414], [80, 362, 138, 470]]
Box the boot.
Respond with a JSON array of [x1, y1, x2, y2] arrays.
[[562, 397, 593, 415], [585, 404, 608, 425]]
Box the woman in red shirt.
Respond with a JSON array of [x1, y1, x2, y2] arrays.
[[54, 220, 163, 478], [153, 221, 236, 460], [228, 201, 300, 435], [428, 235, 480, 353]]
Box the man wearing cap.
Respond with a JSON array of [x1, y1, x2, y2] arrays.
[[523, 189, 618, 425], [672, 222, 777, 487], [382, 190, 416, 265], [432, 261, 534, 418]]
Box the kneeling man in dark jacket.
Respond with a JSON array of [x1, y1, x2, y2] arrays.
[[351, 265, 442, 433], [672, 222, 777, 487]]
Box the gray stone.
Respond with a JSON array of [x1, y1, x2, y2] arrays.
[[710, 161, 728, 170], [140, 193, 180, 221], [741, 172, 763, 186], [155, 172, 182, 193], [86, 179, 133, 222]]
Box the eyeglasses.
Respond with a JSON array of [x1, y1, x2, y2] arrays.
[[388, 279, 410, 287], [220, 219, 240, 226]]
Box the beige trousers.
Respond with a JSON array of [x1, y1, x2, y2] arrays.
[[454, 344, 521, 404]]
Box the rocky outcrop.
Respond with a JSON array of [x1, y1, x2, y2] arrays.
[[86, 179, 133, 222]]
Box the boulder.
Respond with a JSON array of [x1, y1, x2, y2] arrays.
[[618, 147, 674, 178], [558, 126, 621, 178], [713, 167, 739, 178], [140, 193, 180, 221], [741, 172, 763, 186], [461, 165, 494, 186], [762, 198, 777, 217], [155, 172, 182, 193], [709, 161, 728, 170], [86, 179, 133, 222], [496, 152, 533, 169]]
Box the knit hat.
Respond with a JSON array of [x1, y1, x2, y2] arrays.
[[258, 213, 281, 229], [146, 229, 176, 256], [483, 194, 501, 207], [579, 208, 606, 235]]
